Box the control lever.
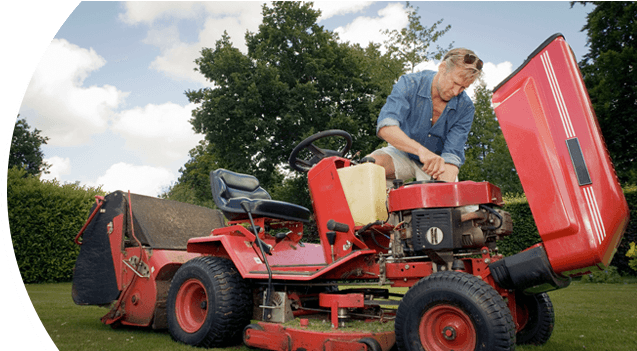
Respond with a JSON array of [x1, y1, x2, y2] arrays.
[[327, 219, 349, 233], [241, 201, 273, 321], [326, 219, 349, 262], [326, 231, 337, 262]]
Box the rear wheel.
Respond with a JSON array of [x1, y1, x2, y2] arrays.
[[167, 256, 252, 347], [515, 292, 554, 345], [395, 271, 516, 351]]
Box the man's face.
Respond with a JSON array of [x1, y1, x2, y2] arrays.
[[435, 64, 474, 102]]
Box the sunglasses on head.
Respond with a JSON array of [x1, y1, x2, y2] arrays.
[[445, 52, 483, 71], [463, 54, 483, 71]]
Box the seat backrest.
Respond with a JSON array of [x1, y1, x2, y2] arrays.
[[211, 168, 312, 223], [211, 168, 271, 211]]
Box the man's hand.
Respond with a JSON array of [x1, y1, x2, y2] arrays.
[[418, 148, 459, 182], [437, 163, 459, 182], [377, 126, 459, 182], [418, 148, 446, 179]]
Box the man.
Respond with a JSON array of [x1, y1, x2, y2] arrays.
[[370, 48, 483, 184]]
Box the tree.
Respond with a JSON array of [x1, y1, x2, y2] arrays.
[[9, 115, 50, 176], [182, 2, 401, 208], [161, 140, 218, 208], [459, 82, 522, 194], [381, 1, 453, 73], [575, 1, 637, 184]]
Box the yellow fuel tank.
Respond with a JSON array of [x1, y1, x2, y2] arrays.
[[337, 163, 388, 226]]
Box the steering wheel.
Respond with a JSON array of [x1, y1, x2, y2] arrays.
[[288, 130, 353, 172]]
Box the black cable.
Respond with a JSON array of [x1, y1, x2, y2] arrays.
[[479, 204, 503, 231]]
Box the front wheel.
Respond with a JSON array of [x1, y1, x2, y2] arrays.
[[167, 256, 252, 347], [395, 271, 516, 351]]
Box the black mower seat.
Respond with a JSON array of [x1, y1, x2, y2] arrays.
[[210, 168, 311, 223]]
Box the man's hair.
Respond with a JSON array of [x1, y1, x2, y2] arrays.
[[442, 48, 484, 82]]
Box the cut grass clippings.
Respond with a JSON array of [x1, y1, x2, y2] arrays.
[[26, 280, 637, 351]]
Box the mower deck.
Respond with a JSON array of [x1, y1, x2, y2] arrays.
[[244, 321, 396, 351]]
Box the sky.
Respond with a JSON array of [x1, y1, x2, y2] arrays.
[[1, 1, 595, 348]]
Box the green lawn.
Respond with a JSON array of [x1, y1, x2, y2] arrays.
[[26, 281, 637, 350]]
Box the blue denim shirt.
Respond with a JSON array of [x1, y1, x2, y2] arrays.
[[377, 70, 475, 167]]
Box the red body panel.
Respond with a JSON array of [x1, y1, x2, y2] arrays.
[[103, 244, 200, 327], [189, 227, 379, 281], [492, 34, 629, 275], [308, 157, 369, 263], [388, 181, 503, 212], [104, 215, 202, 327]]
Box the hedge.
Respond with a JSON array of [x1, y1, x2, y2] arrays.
[[498, 193, 542, 256], [7, 167, 105, 283], [6, 165, 637, 283], [614, 185, 637, 275]]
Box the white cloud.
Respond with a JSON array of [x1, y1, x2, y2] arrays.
[[414, 60, 440, 73], [120, 1, 265, 26], [111, 102, 204, 167], [40, 156, 71, 181], [87, 162, 176, 197], [333, 2, 407, 48], [482, 61, 514, 90], [120, 1, 384, 85], [20, 39, 128, 146], [145, 36, 209, 85], [119, 2, 204, 25], [314, 1, 374, 21], [122, 2, 264, 84], [466, 61, 514, 101]]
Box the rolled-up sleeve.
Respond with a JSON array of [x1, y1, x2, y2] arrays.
[[376, 75, 415, 135], [377, 117, 400, 131]]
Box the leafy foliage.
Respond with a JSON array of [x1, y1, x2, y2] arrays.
[[613, 185, 637, 275], [381, 1, 453, 73], [8, 167, 105, 283], [576, 1, 637, 184], [627, 242, 637, 272], [161, 140, 218, 209], [581, 265, 623, 283], [181, 2, 402, 206], [10, 115, 50, 176], [497, 193, 542, 256]]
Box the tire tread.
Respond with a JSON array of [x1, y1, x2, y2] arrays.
[[395, 271, 516, 351], [167, 256, 252, 348]]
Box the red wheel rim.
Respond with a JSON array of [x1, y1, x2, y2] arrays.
[[175, 278, 208, 333], [419, 305, 476, 351]]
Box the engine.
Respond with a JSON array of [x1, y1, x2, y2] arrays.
[[388, 204, 512, 262]]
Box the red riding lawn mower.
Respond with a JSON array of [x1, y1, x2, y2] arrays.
[[72, 34, 628, 351]]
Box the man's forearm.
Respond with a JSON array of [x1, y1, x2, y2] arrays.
[[378, 126, 448, 179], [378, 126, 428, 156]]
